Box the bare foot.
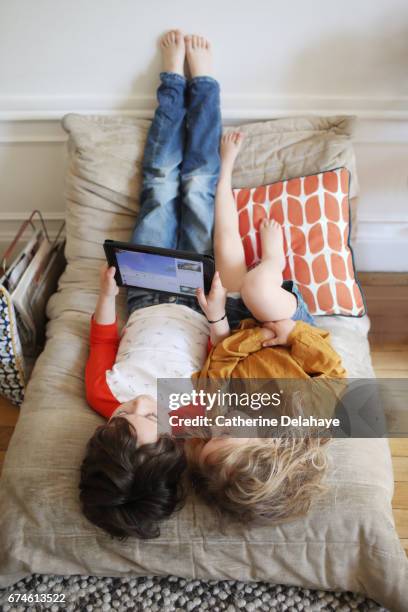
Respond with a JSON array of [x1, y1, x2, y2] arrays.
[[160, 30, 185, 76], [185, 34, 213, 78], [259, 219, 286, 270], [219, 132, 244, 177]]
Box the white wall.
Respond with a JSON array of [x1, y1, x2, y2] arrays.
[[0, 0, 407, 270]]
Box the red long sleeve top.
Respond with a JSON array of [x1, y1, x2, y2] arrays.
[[85, 317, 210, 423], [85, 317, 121, 419]]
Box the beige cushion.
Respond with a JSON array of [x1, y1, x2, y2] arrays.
[[232, 115, 359, 197], [1, 113, 407, 611], [231, 115, 359, 240]]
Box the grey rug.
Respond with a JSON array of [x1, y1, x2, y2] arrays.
[[0, 575, 387, 612]]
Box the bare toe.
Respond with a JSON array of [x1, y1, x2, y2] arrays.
[[220, 131, 244, 172], [186, 33, 213, 78], [160, 29, 185, 76]]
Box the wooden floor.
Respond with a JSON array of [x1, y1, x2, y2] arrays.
[[371, 343, 408, 555], [0, 342, 407, 554]]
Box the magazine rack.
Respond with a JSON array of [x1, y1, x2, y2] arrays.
[[0, 210, 66, 405]]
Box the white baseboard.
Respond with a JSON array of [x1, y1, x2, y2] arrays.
[[0, 91, 407, 145], [0, 211, 406, 272], [353, 240, 408, 272], [0, 93, 408, 121], [353, 218, 408, 272]]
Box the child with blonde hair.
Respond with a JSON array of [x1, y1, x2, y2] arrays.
[[186, 131, 347, 524]]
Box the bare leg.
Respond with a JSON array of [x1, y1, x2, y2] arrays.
[[240, 219, 297, 322], [214, 132, 247, 291], [214, 133, 296, 321]]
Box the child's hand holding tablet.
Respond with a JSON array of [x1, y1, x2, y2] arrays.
[[103, 240, 215, 297]]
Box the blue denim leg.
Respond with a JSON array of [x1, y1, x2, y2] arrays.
[[288, 282, 316, 326], [130, 71, 187, 249], [177, 76, 222, 254], [225, 281, 315, 329], [127, 72, 187, 313]]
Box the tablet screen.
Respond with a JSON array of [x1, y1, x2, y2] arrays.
[[115, 249, 204, 295]]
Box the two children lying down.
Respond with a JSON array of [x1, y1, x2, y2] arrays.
[[80, 30, 346, 540]]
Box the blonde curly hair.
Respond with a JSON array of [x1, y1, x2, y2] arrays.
[[185, 435, 329, 524]]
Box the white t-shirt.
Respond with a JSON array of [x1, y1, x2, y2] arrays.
[[106, 304, 209, 402]]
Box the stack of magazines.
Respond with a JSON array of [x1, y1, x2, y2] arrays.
[[0, 211, 65, 402]]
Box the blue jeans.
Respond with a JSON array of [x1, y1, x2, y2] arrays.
[[127, 72, 221, 314], [126, 72, 314, 328], [225, 281, 315, 329]]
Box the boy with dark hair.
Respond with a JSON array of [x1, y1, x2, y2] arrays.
[[80, 30, 221, 538]]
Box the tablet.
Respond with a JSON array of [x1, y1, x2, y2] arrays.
[[104, 240, 215, 296]]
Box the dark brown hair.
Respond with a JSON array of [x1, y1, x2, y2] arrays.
[[79, 418, 186, 539]]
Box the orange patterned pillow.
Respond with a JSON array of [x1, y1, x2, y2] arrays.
[[233, 167, 365, 316]]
